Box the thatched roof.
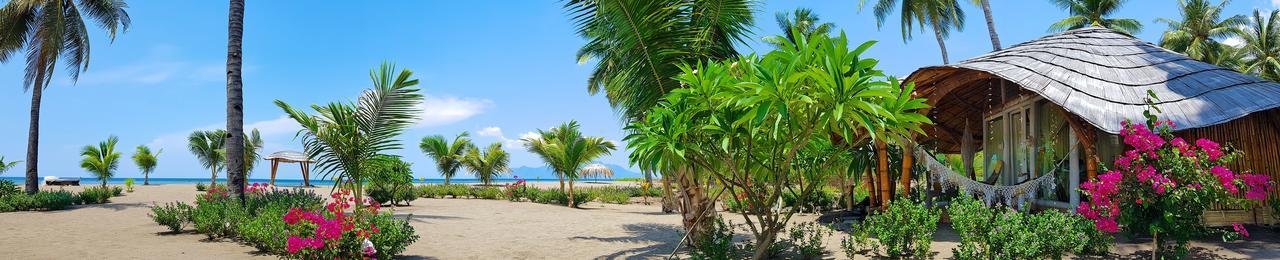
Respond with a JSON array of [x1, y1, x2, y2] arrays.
[[907, 26, 1280, 151]]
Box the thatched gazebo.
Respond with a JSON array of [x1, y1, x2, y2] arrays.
[[579, 164, 614, 179], [906, 26, 1280, 224], [264, 150, 315, 186]]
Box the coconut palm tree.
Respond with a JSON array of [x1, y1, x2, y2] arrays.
[[1155, 0, 1245, 62], [523, 121, 617, 207], [81, 136, 121, 187], [1048, 0, 1142, 34], [224, 0, 248, 202], [189, 130, 227, 186], [860, 0, 967, 64], [241, 129, 264, 178], [0, 0, 131, 194], [131, 146, 161, 185], [276, 62, 423, 211], [1241, 9, 1280, 81], [971, 0, 1002, 50], [462, 143, 509, 186], [764, 8, 834, 47], [0, 156, 20, 175], [420, 132, 473, 185]]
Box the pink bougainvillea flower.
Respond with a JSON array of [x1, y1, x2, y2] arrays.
[[1240, 174, 1274, 201], [286, 236, 305, 254], [1233, 223, 1249, 238], [1211, 166, 1238, 194], [1196, 138, 1223, 160]]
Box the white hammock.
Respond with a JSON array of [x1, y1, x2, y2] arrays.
[[913, 147, 1066, 209]]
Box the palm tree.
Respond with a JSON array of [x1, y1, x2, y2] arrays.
[[1241, 10, 1280, 81], [1155, 0, 1245, 62], [462, 143, 509, 186], [523, 121, 617, 207], [971, 0, 1002, 50], [224, 0, 248, 202], [131, 146, 161, 185], [80, 136, 122, 187], [860, 0, 967, 64], [1048, 0, 1142, 34], [0, 0, 131, 194], [420, 132, 473, 185], [0, 156, 20, 175], [763, 8, 834, 47], [276, 62, 423, 212], [242, 129, 264, 177], [188, 130, 227, 186]]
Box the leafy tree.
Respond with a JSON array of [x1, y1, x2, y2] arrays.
[[420, 132, 473, 185], [189, 130, 227, 186], [242, 129, 264, 177], [1156, 0, 1244, 62], [764, 8, 834, 47], [1048, 0, 1142, 34], [462, 143, 510, 186], [1241, 9, 1280, 81], [276, 62, 423, 212], [225, 0, 248, 203], [0, 0, 131, 194], [81, 136, 122, 187], [131, 146, 161, 185], [860, 0, 966, 64], [523, 121, 617, 207]]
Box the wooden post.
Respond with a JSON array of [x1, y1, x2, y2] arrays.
[[269, 160, 279, 185], [877, 140, 890, 207], [1061, 111, 1099, 180], [301, 162, 311, 186], [900, 141, 914, 194]]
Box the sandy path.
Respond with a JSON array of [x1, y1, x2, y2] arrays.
[[1, 183, 1276, 259]]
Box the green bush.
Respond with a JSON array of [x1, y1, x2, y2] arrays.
[[471, 187, 502, 200], [111, 186, 123, 196], [367, 155, 417, 205], [789, 222, 831, 259], [195, 182, 208, 191], [32, 190, 75, 210], [79, 186, 114, 204], [236, 204, 292, 253], [192, 197, 249, 239], [125, 179, 135, 192], [0, 179, 19, 197], [841, 223, 874, 258], [243, 188, 323, 215], [690, 217, 741, 260], [368, 213, 421, 258], [150, 202, 193, 233], [597, 188, 631, 204], [949, 194, 1101, 259], [781, 188, 838, 212], [1, 193, 35, 211], [571, 188, 597, 207], [865, 199, 938, 257], [534, 188, 567, 205]]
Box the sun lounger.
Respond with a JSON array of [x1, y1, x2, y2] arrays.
[[44, 176, 80, 186]]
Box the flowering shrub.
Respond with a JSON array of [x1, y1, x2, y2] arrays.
[[503, 176, 528, 201], [1078, 118, 1274, 258], [282, 188, 419, 259]]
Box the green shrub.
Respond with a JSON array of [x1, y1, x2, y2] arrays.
[[0, 193, 35, 211], [865, 199, 938, 257], [613, 177, 644, 182], [841, 223, 874, 258], [79, 186, 114, 204], [111, 186, 124, 196], [0, 179, 19, 197], [597, 188, 631, 204], [150, 202, 193, 233], [781, 188, 838, 212], [124, 179, 135, 192], [949, 194, 1100, 259], [31, 190, 76, 210], [471, 187, 502, 200], [192, 198, 249, 239], [196, 182, 208, 191], [534, 188, 567, 205], [690, 217, 741, 260], [368, 213, 421, 258], [367, 155, 417, 205], [789, 222, 831, 259]]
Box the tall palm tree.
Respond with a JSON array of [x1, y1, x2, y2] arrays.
[[523, 121, 617, 207], [242, 129, 263, 177], [420, 132, 473, 185], [1048, 0, 1142, 34], [860, 0, 967, 64], [225, 0, 247, 202], [971, 0, 1001, 50], [462, 143, 509, 186], [0, 0, 131, 194], [276, 62, 423, 212], [1241, 9, 1280, 81], [1155, 0, 1244, 62], [565, 0, 754, 240], [131, 146, 160, 185], [764, 8, 834, 47], [188, 130, 227, 186], [0, 156, 20, 175], [80, 136, 121, 187]]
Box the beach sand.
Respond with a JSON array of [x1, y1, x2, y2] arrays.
[[1, 182, 1276, 259]]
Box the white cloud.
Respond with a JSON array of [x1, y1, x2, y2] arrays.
[[414, 95, 493, 128], [246, 116, 302, 136], [519, 131, 540, 142], [1223, 36, 1245, 48], [476, 126, 504, 137], [474, 126, 533, 148], [1273, 0, 1280, 9]]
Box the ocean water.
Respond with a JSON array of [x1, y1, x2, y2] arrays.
[[0, 177, 600, 186]]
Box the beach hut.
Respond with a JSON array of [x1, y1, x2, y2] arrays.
[[905, 26, 1280, 225], [264, 150, 315, 186], [579, 164, 614, 179]]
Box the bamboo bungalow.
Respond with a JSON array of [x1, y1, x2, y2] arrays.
[[905, 27, 1280, 224]]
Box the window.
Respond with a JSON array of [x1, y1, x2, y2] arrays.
[[1037, 101, 1073, 202], [983, 117, 1004, 183]]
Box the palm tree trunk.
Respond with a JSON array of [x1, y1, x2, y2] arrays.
[[443, 176, 450, 185], [979, 0, 1002, 51], [211, 168, 218, 186], [24, 85, 42, 195], [876, 140, 890, 208], [225, 0, 247, 204], [900, 143, 914, 195], [661, 173, 676, 213], [558, 173, 565, 191], [144, 172, 150, 185], [932, 22, 951, 64], [568, 180, 576, 207], [676, 167, 715, 246]]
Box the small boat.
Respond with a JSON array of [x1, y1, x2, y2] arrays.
[[44, 176, 81, 186]]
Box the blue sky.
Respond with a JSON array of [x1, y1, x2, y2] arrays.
[[1, 0, 1275, 180]]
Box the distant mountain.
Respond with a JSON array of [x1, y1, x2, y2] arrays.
[[509, 164, 643, 180]]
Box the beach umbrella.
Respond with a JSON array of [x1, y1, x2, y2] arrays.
[[578, 164, 613, 179]]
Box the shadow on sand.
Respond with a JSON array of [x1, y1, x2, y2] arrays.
[[571, 223, 684, 259]]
